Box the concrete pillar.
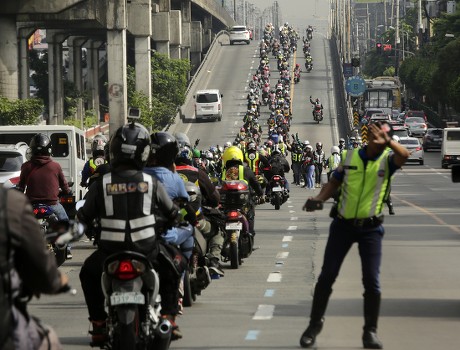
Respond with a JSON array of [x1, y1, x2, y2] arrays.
[[67, 37, 87, 126], [152, 11, 171, 57], [128, 0, 152, 105], [203, 15, 213, 48], [47, 30, 66, 125], [158, 0, 171, 12], [0, 16, 19, 100], [18, 28, 34, 100], [107, 29, 128, 133], [180, 0, 191, 62], [170, 10, 182, 59], [190, 21, 203, 72], [86, 40, 103, 121]]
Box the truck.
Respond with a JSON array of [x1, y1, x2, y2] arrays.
[[0, 125, 88, 216], [441, 127, 460, 169]]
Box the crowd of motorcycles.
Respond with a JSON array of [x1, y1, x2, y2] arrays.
[[25, 23, 329, 350]]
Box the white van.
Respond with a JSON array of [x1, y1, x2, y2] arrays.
[[194, 89, 223, 121], [0, 125, 87, 204], [441, 127, 460, 168]]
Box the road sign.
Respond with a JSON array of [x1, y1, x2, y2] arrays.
[[345, 76, 366, 97]]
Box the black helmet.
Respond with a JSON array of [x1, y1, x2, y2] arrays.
[[91, 134, 108, 157], [150, 132, 179, 167], [173, 132, 191, 149], [29, 133, 52, 156], [109, 122, 151, 170]]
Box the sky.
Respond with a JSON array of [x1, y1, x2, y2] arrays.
[[241, 0, 330, 34]]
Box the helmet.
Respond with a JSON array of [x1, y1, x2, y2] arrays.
[[316, 142, 322, 149], [392, 135, 400, 143], [247, 142, 257, 152], [150, 132, 179, 166], [29, 133, 52, 156], [303, 140, 310, 146], [176, 146, 193, 164], [306, 145, 313, 151], [240, 127, 246, 132], [173, 132, 191, 149], [316, 98, 320, 103], [339, 138, 345, 144], [224, 141, 232, 149], [109, 122, 151, 170], [91, 134, 107, 157], [205, 151, 213, 160], [331, 146, 340, 154], [296, 63, 300, 67], [222, 146, 244, 165], [192, 148, 201, 158], [184, 182, 202, 213]]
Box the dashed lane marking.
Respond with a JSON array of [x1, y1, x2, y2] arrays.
[[267, 272, 282, 282], [287, 226, 297, 230], [264, 289, 275, 297], [276, 252, 289, 259], [245, 330, 260, 340], [283, 236, 293, 242], [253, 305, 275, 320]]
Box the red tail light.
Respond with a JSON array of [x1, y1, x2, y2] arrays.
[[416, 146, 422, 151], [227, 211, 240, 220], [8, 176, 20, 185], [60, 196, 74, 204], [108, 259, 145, 280], [221, 181, 248, 191], [218, 103, 221, 111], [273, 175, 281, 181]]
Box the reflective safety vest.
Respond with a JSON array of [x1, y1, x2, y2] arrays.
[[291, 150, 302, 163], [328, 153, 341, 171], [222, 165, 247, 183], [89, 157, 107, 174], [100, 172, 156, 253], [244, 152, 260, 175], [337, 150, 390, 219], [278, 143, 286, 155]]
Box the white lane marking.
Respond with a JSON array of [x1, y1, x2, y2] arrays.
[[287, 226, 297, 231], [267, 272, 282, 282], [289, 210, 296, 213], [245, 330, 260, 340], [288, 205, 294, 208], [283, 236, 293, 242], [234, 121, 238, 126], [282, 243, 289, 248], [276, 252, 289, 259], [291, 217, 298, 221], [253, 304, 275, 320], [264, 289, 275, 297]]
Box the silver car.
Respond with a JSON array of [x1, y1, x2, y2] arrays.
[[399, 137, 424, 165], [0, 142, 30, 187], [405, 116, 427, 137]]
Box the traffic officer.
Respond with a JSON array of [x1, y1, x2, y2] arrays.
[[289, 141, 303, 186], [80, 134, 108, 187], [299, 122, 410, 349], [78, 122, 183, 345]]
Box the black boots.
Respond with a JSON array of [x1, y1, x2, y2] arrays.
[[299, 285, 332, 348], [363, 292, 383, 349]]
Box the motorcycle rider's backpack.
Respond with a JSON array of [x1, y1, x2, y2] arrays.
[[269, 156, 284, 175], [0, 187, 14, 349]]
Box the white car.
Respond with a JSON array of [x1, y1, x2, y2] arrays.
[[229, 25, 250, 45], [399, 136, 424, 165], [0, 142, 30, 187]]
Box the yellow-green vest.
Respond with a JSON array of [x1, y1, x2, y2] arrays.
[[337, 150, 390, 219], [244, 152, 260, 175], [221, 164, 247, 183]]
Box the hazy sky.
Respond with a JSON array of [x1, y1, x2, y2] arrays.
[[243, 0, 330, 33]]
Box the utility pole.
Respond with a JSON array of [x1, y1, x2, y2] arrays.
[[417, 0, 423, 49], [394, 0, 400, 76]]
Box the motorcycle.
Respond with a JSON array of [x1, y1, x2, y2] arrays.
[[219, 180, 253, 269], [305, 63, 312, 73], [294, 71, 300, 84], [101, 251, 172, 350], [313, 108, 323, 123], [33, 204, 68, 266], [267, 175, 289, 210]]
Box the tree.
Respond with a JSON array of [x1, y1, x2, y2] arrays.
[[0, 97, 44, 125]]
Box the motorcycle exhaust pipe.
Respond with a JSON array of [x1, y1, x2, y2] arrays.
[[157, 319, 172, 339]]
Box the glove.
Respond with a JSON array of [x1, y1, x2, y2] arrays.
[[255, 196, 265, 205]]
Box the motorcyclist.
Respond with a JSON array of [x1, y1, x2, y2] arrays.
[[338, 138, 346, 153], [144, 132, 195, 261], [221, 146, 264, 236], [80, 134, 108, 187], [0, 186, 68, 350], [266, 147, 290, 195], [17, 133, 71, 222], [174, 138, 225, 276], [309, 96, 323, 120], [78, 122, 184, 345]]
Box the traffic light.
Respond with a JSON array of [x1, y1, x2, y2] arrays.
[[376, 42, 382, 54], [351, 57, 360, 67]]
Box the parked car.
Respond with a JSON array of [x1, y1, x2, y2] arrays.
[[422, 128, 443, 151], [228, 25, 250, 45], [399, 137, 424, 165], [0, 142, 30, 187], [404, 116, 427, 137]]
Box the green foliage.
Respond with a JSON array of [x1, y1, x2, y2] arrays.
[[0, 97, 43, 125], [127, 53, 191, 131]]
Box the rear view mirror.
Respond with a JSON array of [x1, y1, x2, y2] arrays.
[[452, 165, 460, 182]]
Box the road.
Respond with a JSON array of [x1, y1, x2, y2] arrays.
[[28, 27, 460, 350]]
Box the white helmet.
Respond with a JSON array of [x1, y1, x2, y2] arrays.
[[303, 140, 310, 146], [331, 146, 340, 154]]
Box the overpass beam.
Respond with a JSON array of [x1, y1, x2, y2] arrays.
[[0, 16, 19, 100], [181, 0, 191, 61], [190, 21, 202, 72]]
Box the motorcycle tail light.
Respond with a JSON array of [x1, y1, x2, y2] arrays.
[[60, 196, 74, 204], [227, 211, 240, 220], [109, 259, 145, 280], [273, 175, 281, 181]]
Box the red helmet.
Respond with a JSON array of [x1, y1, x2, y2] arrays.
[[265, 83, 269, 87], [296, 63, 300, 67]]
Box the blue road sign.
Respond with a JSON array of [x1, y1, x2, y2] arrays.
[[345, 76, 366, 97]]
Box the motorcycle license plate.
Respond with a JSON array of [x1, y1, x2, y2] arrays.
[[272, 186, 283, 192], [110, 292, 145, 306], [225, 222, 242, 230]]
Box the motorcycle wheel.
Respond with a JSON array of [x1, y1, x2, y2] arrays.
[[150, 335, 171, 350], [230, 233, 239, 269], [112, 321, 137, 350], [274, 194, 281, 210], [53, 244, 67, 267], [182, 271, 194, 307]]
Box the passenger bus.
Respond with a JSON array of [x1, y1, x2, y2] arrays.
[[363, 77, 402, 116]]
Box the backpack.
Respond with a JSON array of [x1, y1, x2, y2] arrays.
[[0, 187, 14, 349], [269, 156, 284, 175]]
